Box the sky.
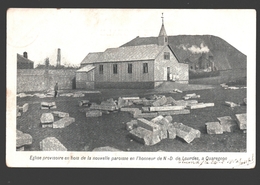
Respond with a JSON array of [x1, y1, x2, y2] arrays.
[[7, 9, 256, 67]]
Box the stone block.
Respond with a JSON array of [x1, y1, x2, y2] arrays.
[[137, 118, 160, 132], [142, 107, 150, 112], [129, 127, 161, 146], [42, 123, 53, 128], [172, 122, 199, 143], [22, 103, 29, 112], [40, 137, 67, 151], [165, 115, 173, 123], [204, 103, 215, 107], [121, 97, 140, 100], [126, 120, 138, 131], [49, 105, 57, 109], [86, 110, 102, 117], [235, 113, 247, 130], [92, 146, 122, 151], [152, 96, 168, 107], [79, 100, 90, 107], [217, 116, 237, 132], [41, 106, 49, 110], [166, 96, 175, 105], [52, 111, 69, 118], [53, 117, 75, 128], [150, 106, 185, 112], [41, 102, 50, 107], [16, 130, 32, 147], [167, 124, 177, 139], [133, 112, 158, 119], [40, 113, 54, 124], [157, 109, 190, 116], [224, 101, 239, 107], [187, 103, 207, 109], [120, 108, 141, 114], [205, 122, 223, 134], [173, 89, 183, 93], [151, 115, 164, 123], [90, 103, 116, 111]]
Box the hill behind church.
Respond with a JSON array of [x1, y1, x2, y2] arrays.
[[121, 35, 247, 71]]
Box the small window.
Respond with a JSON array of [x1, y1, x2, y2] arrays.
[[143, 63, 148, 73], [128, 63, 132, 74], [113, 64, 118, 74], [164, 52, 170, 60], [99, 65, 103, 74]]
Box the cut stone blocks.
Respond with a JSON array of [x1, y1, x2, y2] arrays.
[[172, 122, 200, 143], [152, 96, 168, 107], [53, 117, 75, 128], [52, 111, 69, 118], [40, 113, 54, 124], [133, 112, 158, 118], [187, 103, 207, 109], [41, 102, 56, 109], [235, 113, 247, 130], [142, 107, 150, 112], [121, 97, 140, 100], [165, 115, 173, 123], [92, 146, 122, 151], [137, 118, 160, 132], [129, 127, 161, 146], [217, 116, 237, 132], [224, 101, 239, 107], [90, 103, 116, 111], [173, 89, 183, 93], [158, 109, 190, 116], [205, 122, 223, 134], [86, 110, 102, 117], [16, 130, 32, 148], [40, 137, 67, 151], [150, 106, 185, 112], [166, 96, 175, 105], [167, 124, 177, 139], [79, 100, 90, 107], [126, 120, 138, 131], [22, 103, 29, 112]]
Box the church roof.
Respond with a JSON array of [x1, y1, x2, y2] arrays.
[[159, 24, 167, 37], [81, 44, 167, 64], [81, 52, 103, 65], [77, 65, 96, 72]]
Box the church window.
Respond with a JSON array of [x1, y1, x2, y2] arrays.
[[128, 63, 132, 74], [164, 52, 170, 60], [143, 63, 148, 73], [99, 65, 103, 74], [113, 64, 118, 74]]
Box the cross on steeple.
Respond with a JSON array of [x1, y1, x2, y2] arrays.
[[161, 13, 164, 25]]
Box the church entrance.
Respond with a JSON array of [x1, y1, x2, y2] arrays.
[[167, 67, 171, 81]]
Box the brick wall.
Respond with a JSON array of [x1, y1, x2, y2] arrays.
[[17, 69, 77, 93]]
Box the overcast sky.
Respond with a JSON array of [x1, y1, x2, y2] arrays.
[[7, 9, 255, 67]]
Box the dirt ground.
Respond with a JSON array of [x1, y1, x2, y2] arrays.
[[16, 79, 247, 152]]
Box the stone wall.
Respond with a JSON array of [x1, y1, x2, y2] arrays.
[[17, 69, 77, 93]]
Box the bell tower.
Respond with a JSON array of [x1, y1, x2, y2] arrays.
[[158, 13, 168, 46]]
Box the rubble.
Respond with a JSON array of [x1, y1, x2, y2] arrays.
[[92, 146, 122, 151], [187, 102, 214, 109], [166, 96, 175, 105], [205, 122, 223, 134], [52, 111, 69, 118], [183, 93, 200, 100], [217, 116, 237, 132], [152, 96, 168, 107], [90, 103, 116, 111], [16, 130, 32, 150], [235, 113, 247, 130], [53, 117, 75, 128], [40, 137, 67, 151], [121, 97, 140, 100], [224, 101, 240, 108], [86, 110, 102, 117]]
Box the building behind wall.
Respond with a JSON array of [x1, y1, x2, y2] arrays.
[[17, 52, 34, 69]]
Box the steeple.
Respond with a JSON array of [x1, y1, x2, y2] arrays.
[[158, 13, 168, 46]]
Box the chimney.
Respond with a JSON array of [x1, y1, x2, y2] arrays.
[[23, 52, 28, 59], [56, 48, 61, 67]]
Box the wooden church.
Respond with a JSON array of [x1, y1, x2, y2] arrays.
[[77, 15, 189, 89]]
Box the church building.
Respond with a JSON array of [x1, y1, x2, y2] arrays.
[[77, 14, 189, 89]]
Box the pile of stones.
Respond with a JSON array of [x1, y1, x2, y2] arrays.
[[40, 112, 75, 128]]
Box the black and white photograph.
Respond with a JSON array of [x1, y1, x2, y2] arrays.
[[6, 9, 256, 168]]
